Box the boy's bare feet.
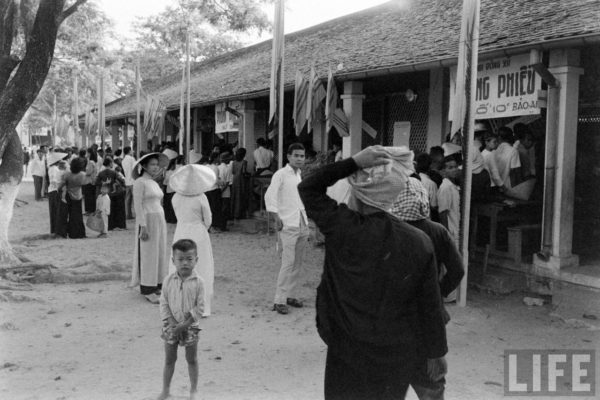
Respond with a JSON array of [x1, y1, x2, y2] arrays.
[[189, 390, 198, 400], [156, 391, 169, 400]]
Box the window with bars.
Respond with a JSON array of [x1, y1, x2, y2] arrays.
[[362, 90, 430, 153]]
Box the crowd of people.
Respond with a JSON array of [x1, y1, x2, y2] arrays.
[[21, 121, 538, 399]]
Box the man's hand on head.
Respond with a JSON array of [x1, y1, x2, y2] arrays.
[[351, 146, 391, 169]]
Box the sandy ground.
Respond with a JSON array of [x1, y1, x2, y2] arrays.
[[1, 181, 599, 400]]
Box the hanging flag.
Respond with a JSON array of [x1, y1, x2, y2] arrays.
[[306, 64, 326, 133], [268, 0, 285, 140], [293, 70, 308, 136], [325, 67, 339, 135], [332, 108, 349, 137], [142, 92, 167, 138], [451, 0, 480, 141], [362, 120, 377, 138]]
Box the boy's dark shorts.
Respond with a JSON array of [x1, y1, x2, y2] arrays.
[[161, 323, 201, 347]]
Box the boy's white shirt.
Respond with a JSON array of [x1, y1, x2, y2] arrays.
[[159, 271, 204, 327]]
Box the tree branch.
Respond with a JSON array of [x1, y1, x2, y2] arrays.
[[58, 0, 87, 24]]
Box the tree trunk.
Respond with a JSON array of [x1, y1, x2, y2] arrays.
[[0, 0, 86, 266], [0, 131, 23, 266]]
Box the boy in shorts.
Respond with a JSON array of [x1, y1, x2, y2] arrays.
[[158, 239, 204, 400]]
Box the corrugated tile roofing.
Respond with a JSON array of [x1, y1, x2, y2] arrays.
[[105, 0, 600, 119]]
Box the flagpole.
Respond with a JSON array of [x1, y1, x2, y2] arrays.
[[52, 93, 56, 147], [179, 59, 185, 158], [277, 0, 285, 169], [99, 75, 105, 151], [185, 29, 191, 164], [457, 0, 480, 307], [136, 61, 142, 158], [73, 75, 79, 147]]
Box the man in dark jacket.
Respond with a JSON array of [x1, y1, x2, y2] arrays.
[[298, 146, 448, 400]]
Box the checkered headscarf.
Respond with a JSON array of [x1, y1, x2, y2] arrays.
[[389, 176, 430, 221]]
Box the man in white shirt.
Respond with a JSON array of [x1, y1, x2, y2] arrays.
[[437, 156, 461, 247], [265, 143, 309, 315], [30, 149, 46, 201], [494, 127, 522, 189], [253, 138, 274, 174], [481, 133, 504, 190], [513, 124, 536, 179], [121, 146, 136, 219]]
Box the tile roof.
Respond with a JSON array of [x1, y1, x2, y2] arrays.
[[106, 0, 600, 120]]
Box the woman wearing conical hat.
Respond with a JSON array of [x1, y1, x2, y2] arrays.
[[129, 152, 170, 304], [169, 164, 216, 316]]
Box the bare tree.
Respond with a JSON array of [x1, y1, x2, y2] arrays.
[[0, 0, 87, 265]]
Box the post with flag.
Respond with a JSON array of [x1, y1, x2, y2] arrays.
[[453, 0, 480, 307], [185, 29, 192, 164], [268, 0, 285, 169], [136, 61, 143, 158], [72, 75, 80, 148]]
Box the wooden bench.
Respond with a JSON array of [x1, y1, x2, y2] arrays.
[[507, 224, 541, 265]]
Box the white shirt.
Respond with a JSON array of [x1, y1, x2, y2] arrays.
[[254, 146, 274, 169], [48, 166, 65, 193], [96, 193, 111, 215], [494, 142, 521, 189], [472, 140, 485, 174], [121, 154, 136, 186], [437, 178, 460, 245], [419, 172, 438, 208], [482, 149, 503, 187], [30, 157, 46, 177], [264, 164, 308, 228]]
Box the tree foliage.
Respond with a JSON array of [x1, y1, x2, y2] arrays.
[[130, 0, 272, 82], [22, 1, 133, 143]]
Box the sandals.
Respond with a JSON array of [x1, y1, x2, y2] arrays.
[[144, 293, 160, 304]]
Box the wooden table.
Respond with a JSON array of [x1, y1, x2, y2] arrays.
[[470, 200, 542, 254]]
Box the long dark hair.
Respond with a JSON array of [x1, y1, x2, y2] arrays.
[[87, 147, 98, 163], [235, 148, 247, 162], [70, 157, 85, 174]]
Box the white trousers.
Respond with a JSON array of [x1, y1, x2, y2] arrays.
[[273, 218, 309, 304]]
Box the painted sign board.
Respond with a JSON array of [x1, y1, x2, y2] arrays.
[[450, 53, 542, 120]]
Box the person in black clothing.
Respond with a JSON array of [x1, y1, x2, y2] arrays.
[[390, 176, 465, 400], [428, 146, 444, 187], [95, 157, 127, 231], [298, 146, 448, 400]]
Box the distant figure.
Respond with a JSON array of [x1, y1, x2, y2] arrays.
[[494, 126, 522, 189], [231, 148, 249, 220], [57, 158, 87, 239], [253, 137, 274, 175], [513, 123, 536, 179], [31, 149, 46, 201], [428, 146, 445, 187], [23, 147, 30, 175], [158, 239, 204, 400], [96, 183, 111, 238], [121, 146, 136, 220], [438, 154, 461, 247], [415, 153, 438, 221]]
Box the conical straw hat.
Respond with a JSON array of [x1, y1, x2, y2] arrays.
[[47, 152, 68, 166], [169, 164, 216, 196], [162, 149, 178, 160], [132, 152, 170, 179]]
